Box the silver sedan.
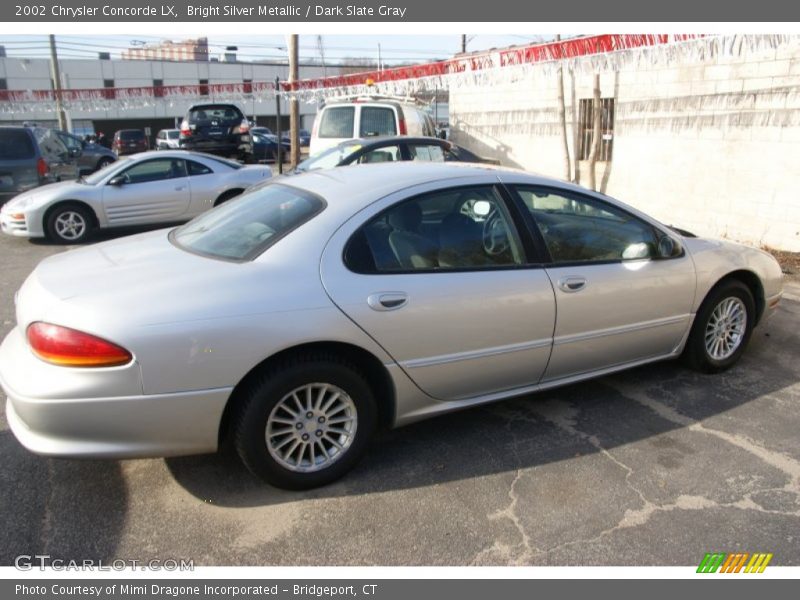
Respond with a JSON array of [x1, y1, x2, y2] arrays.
[[0, 150, 271, 243], [0, 163, 783, 489]]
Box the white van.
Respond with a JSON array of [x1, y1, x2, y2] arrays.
[[309, 96, 437, 156]]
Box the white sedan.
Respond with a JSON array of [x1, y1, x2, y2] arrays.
[[0, 150, 271, 243]]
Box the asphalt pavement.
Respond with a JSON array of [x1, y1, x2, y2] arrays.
[[1, 229, 798, 566]]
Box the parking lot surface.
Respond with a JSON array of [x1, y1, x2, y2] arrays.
[[1, 230, 798, 566]]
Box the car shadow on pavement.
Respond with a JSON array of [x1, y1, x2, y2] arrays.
[[0, 429, 128, 565], [164, 304, 800, 507]]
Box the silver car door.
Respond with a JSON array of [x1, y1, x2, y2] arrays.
[[184, 158, 220, 216], [320, 180, 555, 401], [101, 157, 191, 225], [511, 185, 696, 382]]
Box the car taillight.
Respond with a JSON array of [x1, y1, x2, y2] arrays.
[[398, 116, 407, 135], [36, 157, 49, 177], [239, 119, 250, 133], [27, 322, 132, 368], [180, 119, 191, 136]]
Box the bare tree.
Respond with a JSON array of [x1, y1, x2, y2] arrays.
[[555, 34, 571, 182], [586, 73, 602, 191]]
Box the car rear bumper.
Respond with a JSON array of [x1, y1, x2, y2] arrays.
[[0, 326, 231, 458]]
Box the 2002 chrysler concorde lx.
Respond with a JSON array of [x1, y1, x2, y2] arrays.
[[0, 163, 783, 489]]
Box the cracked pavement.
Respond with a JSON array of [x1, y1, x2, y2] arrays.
[[1, 230, 798, 566]]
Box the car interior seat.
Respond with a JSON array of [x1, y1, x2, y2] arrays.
[[387, 203, 438, 269], [438, 212, 491, 268]]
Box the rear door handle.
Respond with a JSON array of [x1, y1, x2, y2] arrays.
[[557, 277, 587, 293], [367, 292, 408, 311]]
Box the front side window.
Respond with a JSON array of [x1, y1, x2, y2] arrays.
[[345, 186, 524, 273], [356, 145, 401, 164], [318, 107, 355, 138], [118, 158, 186, 184], [172, 184, 324, 261], [359, 107, 397, 137], [409, 144, 445, 162], [515, 186, 658, 263], [297, 142, 363, 172]]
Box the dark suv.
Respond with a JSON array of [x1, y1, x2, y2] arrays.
[[0, 127, 80, 204], [179, 103, 253, 162], [112, 129, 149, 155]]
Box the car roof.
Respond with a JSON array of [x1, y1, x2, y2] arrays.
[[124, 150, 235, 162], [334, 136, 449, 149]]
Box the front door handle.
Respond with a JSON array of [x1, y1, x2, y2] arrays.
[[367, 292, 408, 311], [174, 186, 186, 191], [557, 277, 587, 293]]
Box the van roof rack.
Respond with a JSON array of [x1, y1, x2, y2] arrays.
[[321, 94, 426, 107]]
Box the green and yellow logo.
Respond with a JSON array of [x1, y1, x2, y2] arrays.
[[697, 552, 773, 573]]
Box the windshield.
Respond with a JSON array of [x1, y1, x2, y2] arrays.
[[171, 184, 325, 261], [297, 143, 363, 172], [82, 157, 131, 184]]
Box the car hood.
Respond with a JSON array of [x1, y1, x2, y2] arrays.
[[16, 229, 264, 331], [2, 180, 84, 210]]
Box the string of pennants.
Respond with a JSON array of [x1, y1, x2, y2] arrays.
[[0, 33, 793, 115]]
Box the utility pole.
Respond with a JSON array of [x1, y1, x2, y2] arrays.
[[377, 43, 382, 71], [288, 34, 300, 168], [461, 34, 467, 54], [49, 35, 67, 131], [275, 76, 283, 174]]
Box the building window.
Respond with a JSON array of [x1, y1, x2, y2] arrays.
[[578, 98, 614, 161], [243, 78, 252, 94], [153, 78, 164, 98], [199, 79, 209, 96], [103, 79, 115, 100], [0, 78, 7, 90]]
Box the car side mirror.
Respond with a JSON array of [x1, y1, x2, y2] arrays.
[[657, 236, 681, 258], [108, 175, 126, 186]]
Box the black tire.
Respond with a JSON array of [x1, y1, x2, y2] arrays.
[[683, 279, 755, 373], [95, 157, 114, 171], [233, 354, 377, 490], [45, 203, 94, 244], [214, 189, 243, 207]]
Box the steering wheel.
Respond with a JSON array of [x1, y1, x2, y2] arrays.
[[482, 209, 510, 256]]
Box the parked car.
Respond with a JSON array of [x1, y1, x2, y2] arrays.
[[294, 136, 499, 174], [0, 150, 270, 243], [281, 129, 311, 147], [310, 95, 437, 155], [112, 129, 149, 155], [250, 126, 274, 137], [155, 129, 181, 150], [0, 127, 79, 204], [53, 130, 117, 175], [252, 132, 290, 162], [179, 103, 253, 162], [0, 163, 783, 489]]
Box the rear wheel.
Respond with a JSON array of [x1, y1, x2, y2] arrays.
[[214, 189, 243, 207], [46, 203, 94, 244], [683, 280, 755, 373], [233, 354, 377, 489]]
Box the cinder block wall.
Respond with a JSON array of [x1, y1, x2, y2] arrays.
[[450, 38, 800, 252]]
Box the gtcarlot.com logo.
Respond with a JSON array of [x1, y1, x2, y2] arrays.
[[697, 552, 773, 573], [14, 554, 194, 571]]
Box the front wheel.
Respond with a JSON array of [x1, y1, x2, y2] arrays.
[[683, 280, 755, 373], [233, 355, 377, 489], [46, 203, 94, 244]]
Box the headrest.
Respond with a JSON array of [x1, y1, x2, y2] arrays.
[[387, 202, 422, 232]]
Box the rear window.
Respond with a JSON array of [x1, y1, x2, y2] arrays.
[[318, 107, 355, 138], [167, 131, 180, 139], [188, 105, 244, 124], [359, 107, 396, 137], [119, 130, 145, 140], [0, 130, 35, 160], [171, 184, 325, 261]]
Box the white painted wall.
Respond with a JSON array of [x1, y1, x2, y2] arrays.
[[450, 38, 800, 252]]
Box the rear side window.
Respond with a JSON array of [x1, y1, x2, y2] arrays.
[[187, 160, 213, 175], [119, 130, 145, 140], [172, 184, 325, 261], [359, 107, 396, 137], [188, 105, 243, 124], [34, 129, 68, 160], [0, 130, 35, 159], [318, 107, 355, 138]]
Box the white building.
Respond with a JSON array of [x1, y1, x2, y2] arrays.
[[0, 55, 328, 137]]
